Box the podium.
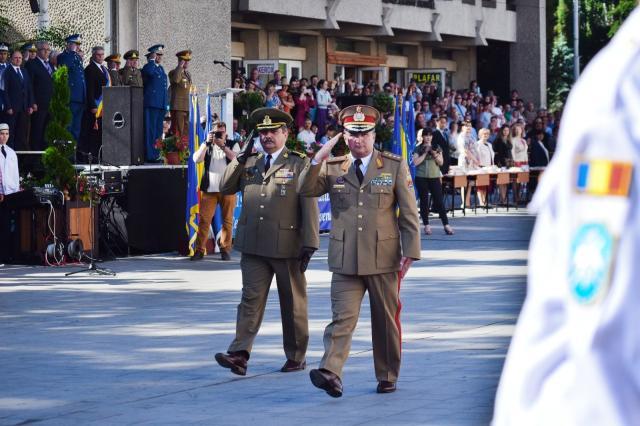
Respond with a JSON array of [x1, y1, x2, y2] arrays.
[[102, 86, 145, 166]]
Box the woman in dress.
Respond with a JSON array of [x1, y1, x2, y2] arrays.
[[493, 124, 513, 204], [315, 79, 331, 137]]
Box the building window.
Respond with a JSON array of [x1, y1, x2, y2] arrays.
[[279, 33, 302, 47], [382, 0, 434, 8], [432, 49, 454, 61], [386, 44, 405, 55], [231, 30, 242, 42], [482, 0, 497, 8], [335, 38, 357, 53]]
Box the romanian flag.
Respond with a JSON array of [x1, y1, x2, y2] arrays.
[[95, 68, 112, 119], [575, 159, 633, 197], [186, 88, 206, 256], [403, 98, 416, 180]]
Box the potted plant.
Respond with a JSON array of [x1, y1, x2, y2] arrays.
[[154, 134, 190, 165]]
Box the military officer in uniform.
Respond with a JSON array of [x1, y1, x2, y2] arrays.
[[105, 53, 122, 86], [141, 44, 167, 162], [168, 49, 192, 137], [20, 43, 37, 63], [119, 50, 143, 87], [298, 105, 421, 397], [56, 34, 86, 143], [493, 8, 640, 426], [214, 107, 319, 376]]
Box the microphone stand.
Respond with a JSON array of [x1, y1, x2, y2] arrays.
[[66, 151, 116, 277]]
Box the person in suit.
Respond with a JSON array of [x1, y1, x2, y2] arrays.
[[432, 114, 451, 174], [56, 34, 86, 143], [214, 107, 319, 377], [2, 50, 35, 150], [142, 44, 167, 162], [119, 50, 143, 87], [81, 46, 110, 160], [25, 41, 54, 151], [298, 105, 421, 397], [105, 53, 122, 86], [168, 49, 192, 138]]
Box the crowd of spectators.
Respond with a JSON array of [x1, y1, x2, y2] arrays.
[[232, 71, 560, 173]]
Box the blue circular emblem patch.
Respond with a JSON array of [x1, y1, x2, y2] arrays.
[[336, 176, 345, 184], [568, 223, 613, 304]]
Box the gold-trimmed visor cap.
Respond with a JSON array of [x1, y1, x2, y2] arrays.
[[251, 107, 293, 131], [339, 104, 380, 133]]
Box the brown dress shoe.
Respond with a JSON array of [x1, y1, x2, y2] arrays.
[[376, 381, 396, 393], [310, 368, 343, 398], [220, 250, 231, 261], [281, 359, 306, 372], [215, 351, 248, 376]]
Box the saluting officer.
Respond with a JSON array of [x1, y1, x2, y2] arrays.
[[493, 7, 640, 425], [168, 49, 192, 137], [56, 34, 85, 142], [141, 44, 167, 162], [214, 107, 319, 376], [298, 105, 421, 397], [105, 53, 122, 86], [119, 50, 143, 87]]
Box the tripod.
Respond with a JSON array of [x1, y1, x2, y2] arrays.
[[66, 151, 116, 277]]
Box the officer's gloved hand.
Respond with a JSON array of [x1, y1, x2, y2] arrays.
[[298, 247, 316, 273], [236, 137, 255, 165]]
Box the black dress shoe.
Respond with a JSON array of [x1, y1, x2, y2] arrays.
[[190, 251, 204, 261], [215, 351, 248, 376], [281, 359, 306, 372], [310, 368, 343, 398], [220, 250, 231, 261], [376, 381, 396, 393]]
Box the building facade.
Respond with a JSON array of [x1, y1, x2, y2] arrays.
[[3, 0, 545, 105]]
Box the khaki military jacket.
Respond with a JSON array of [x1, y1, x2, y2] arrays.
[[119, 66, 143, 87], [298, 150, 421, 276], [168, 66, 191, 112], [108, 69, 121, 86], [221, 148, 320, 259]]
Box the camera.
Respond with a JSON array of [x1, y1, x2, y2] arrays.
[[416, 144, 428, 156], [214, 131, 223, 139]]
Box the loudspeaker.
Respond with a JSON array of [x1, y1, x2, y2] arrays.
[[102, 86, 145, 165]]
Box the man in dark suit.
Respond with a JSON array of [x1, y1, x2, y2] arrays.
[[2, 50, 35, 150], [81, 45, 109, 160], [0, 43, 10, 127], [432, 114, 451, 174], [25, 41, 54, 151]]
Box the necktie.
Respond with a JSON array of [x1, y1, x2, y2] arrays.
[[1, 145, 6, 158], [264, 154, 272, 173], [354, 159, 364, 185], [17, 67, 23, 80], [45, 61, 52, 75]]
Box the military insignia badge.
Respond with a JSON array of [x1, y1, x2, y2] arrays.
[[263, 115, 272, 126], [569, 222, 614, 305], [574, 159, 633, 197], [353, 106, 365, 122], [336, 176, 345, 184]]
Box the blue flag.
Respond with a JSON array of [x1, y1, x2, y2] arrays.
[[186, 91, 205, 256]]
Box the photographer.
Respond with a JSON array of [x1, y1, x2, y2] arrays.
[[191, 122, 237, 261], [412, 128, 454, 236]]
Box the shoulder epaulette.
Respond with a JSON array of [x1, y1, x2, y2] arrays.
[[292, 151, 307, 158], [381, 151, 402, 161], [327, 155, 347, 163]]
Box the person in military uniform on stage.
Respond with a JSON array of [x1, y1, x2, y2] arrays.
[[168, 49, 192, 138], [120, 50, 143, 87], [20, 43, 37, 63], [142, 44, 167, 162], [56, 34, 86, 143], [298, 104, 421, 397], [105, 53, 122, 86], [214, 107, 320, 376]]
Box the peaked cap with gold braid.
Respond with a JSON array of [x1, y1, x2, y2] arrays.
[[250, 107, 293, 131]]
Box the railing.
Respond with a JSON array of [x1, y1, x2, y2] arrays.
[[382, 0, 435, 9]]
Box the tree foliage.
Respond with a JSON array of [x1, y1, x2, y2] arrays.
[[42, 66, 76, 191]]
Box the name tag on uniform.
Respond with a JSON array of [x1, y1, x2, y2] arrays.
[[371, 172, 393, 186]]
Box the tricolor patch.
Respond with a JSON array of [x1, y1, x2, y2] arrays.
[[575, 159, 633, 197]]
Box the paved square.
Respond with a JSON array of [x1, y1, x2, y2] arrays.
[[0, 212, 534, 425]]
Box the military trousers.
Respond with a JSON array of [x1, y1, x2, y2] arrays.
[[144, 107, 164, 161], [170, 110, 188, 139], [320, 272, 402, 382], [228, 253, 309, 362], [68, 102, 84, 143]]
